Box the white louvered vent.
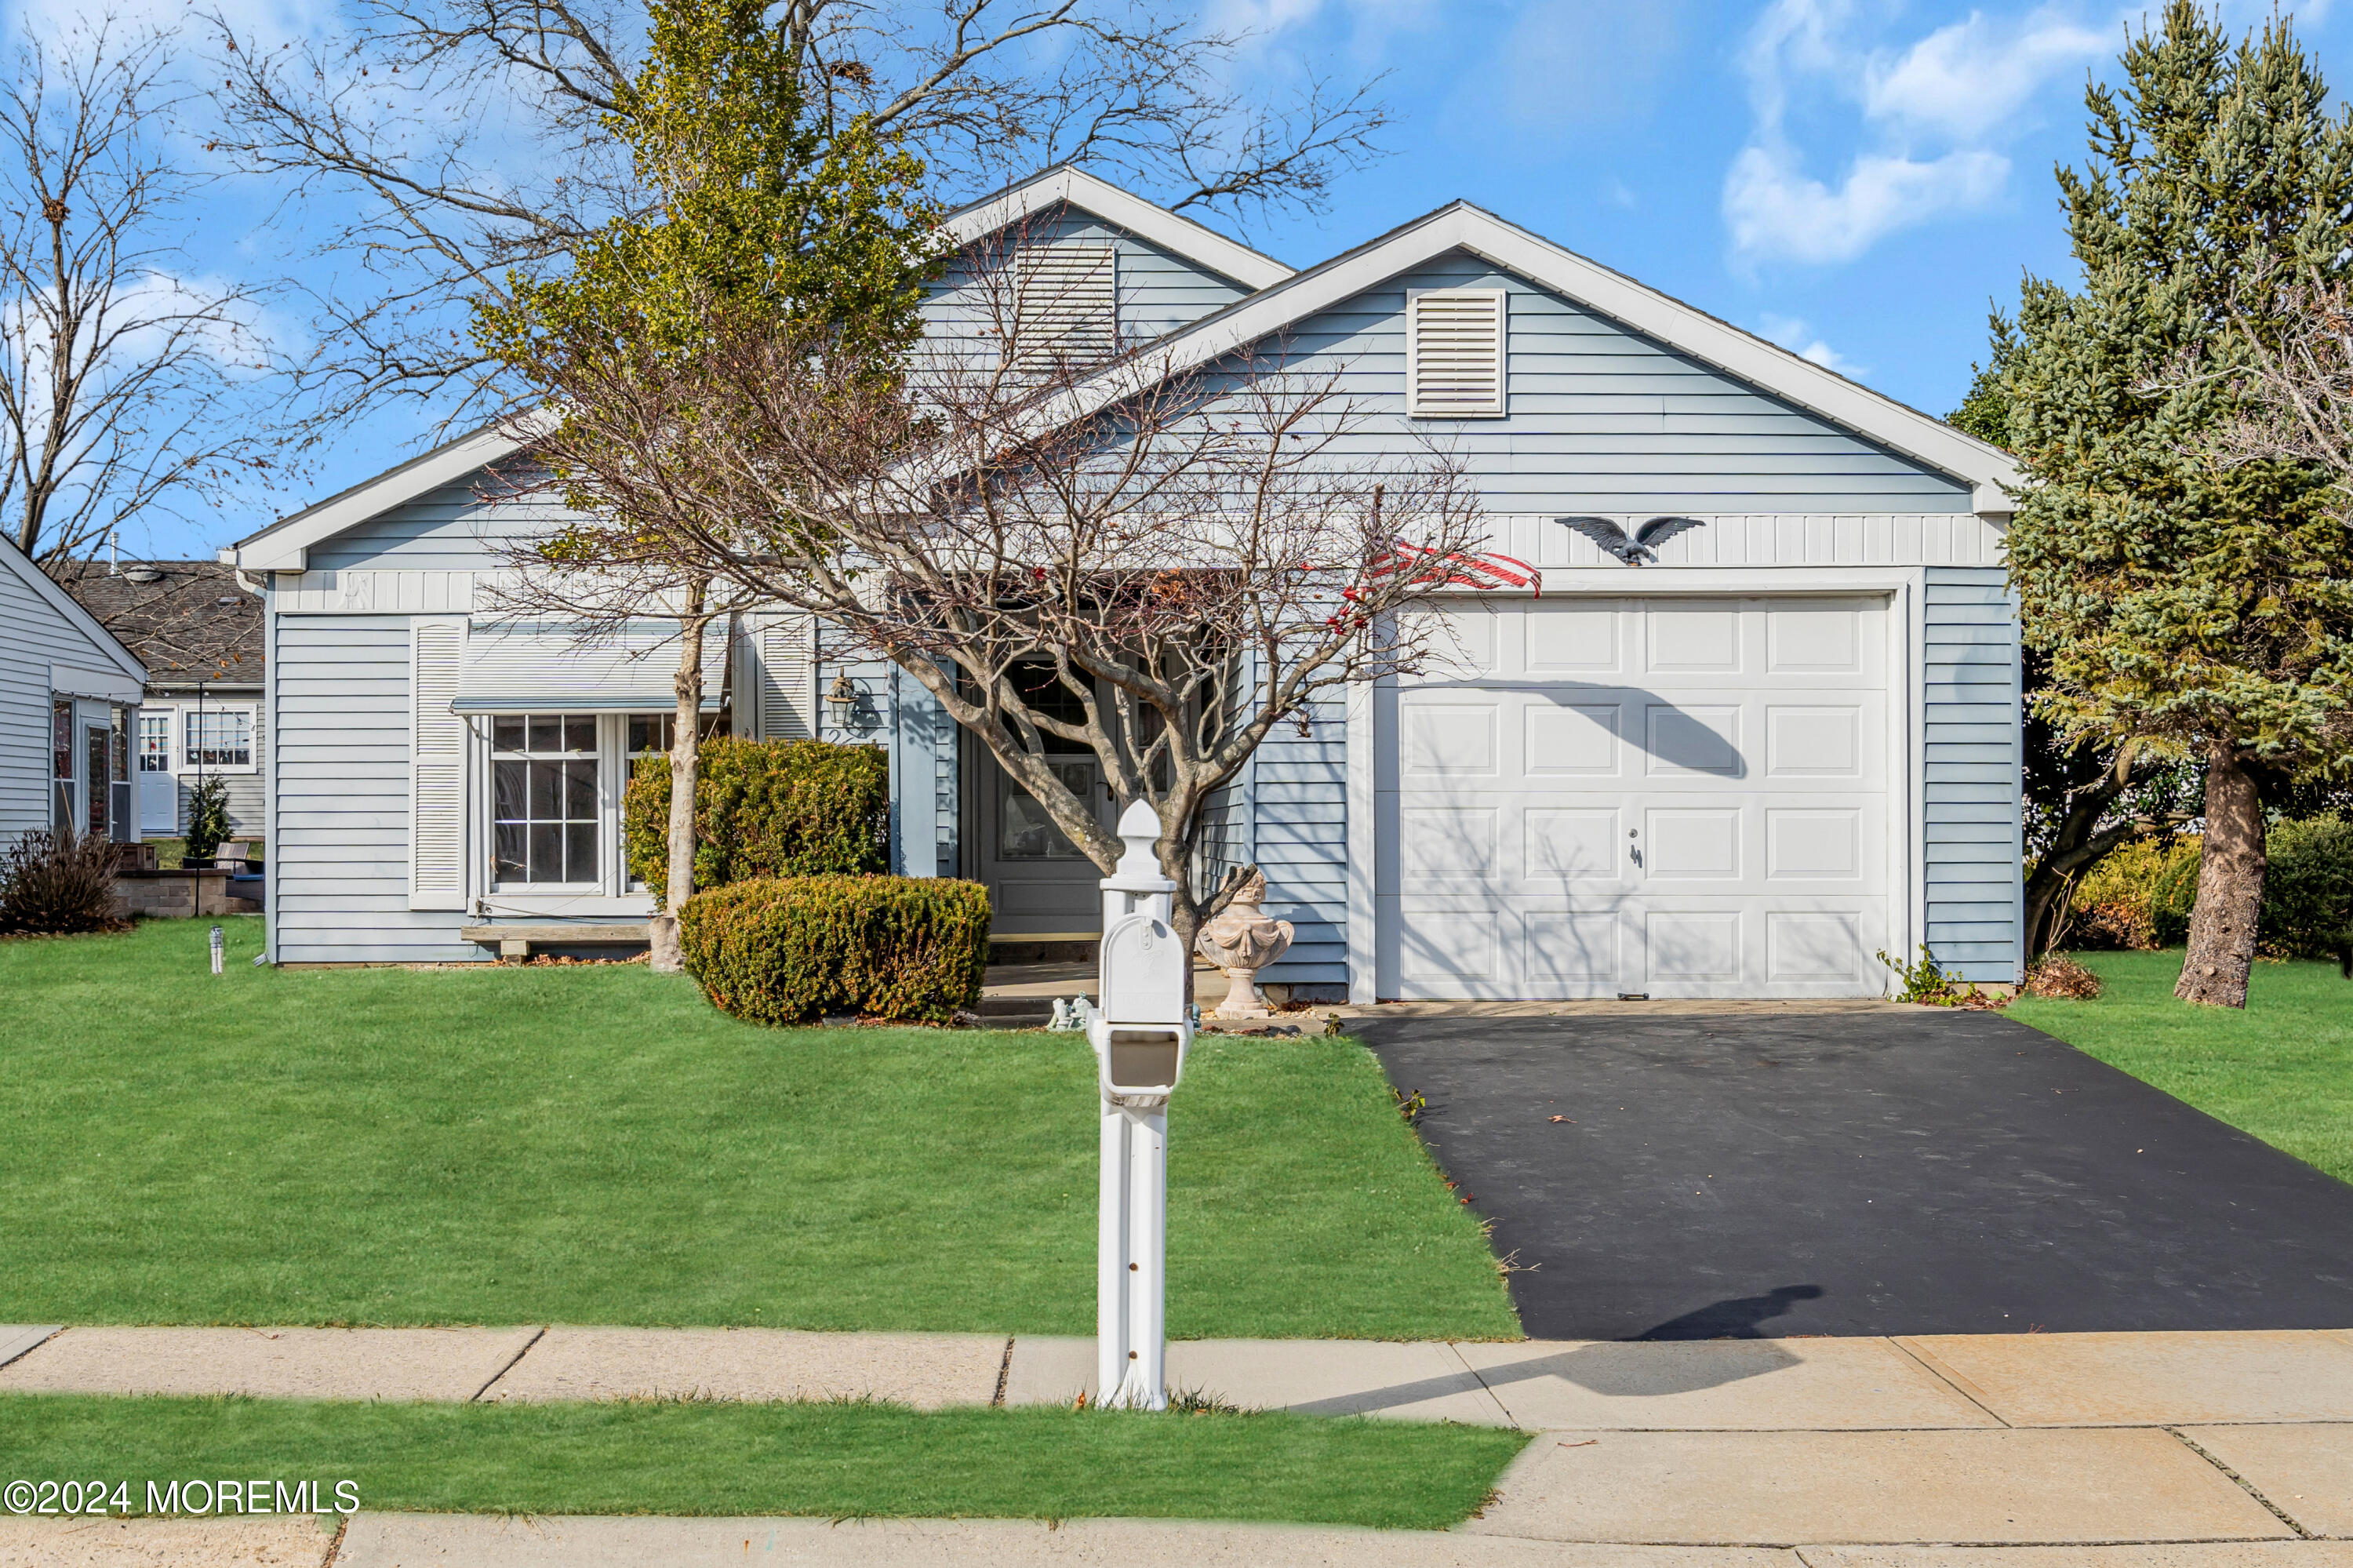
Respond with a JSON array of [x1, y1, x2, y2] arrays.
[[1406, 289, 1507, 418], [755, 613, 816, 740], [409, 617, 469, 910], [1006, 242, 1116, 373]]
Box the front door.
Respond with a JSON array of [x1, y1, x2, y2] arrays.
[[136, 711, 177, 833], [969, 671, 1113, 937]]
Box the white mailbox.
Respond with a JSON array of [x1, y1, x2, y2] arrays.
[[1082, 801, 1193, 1412]]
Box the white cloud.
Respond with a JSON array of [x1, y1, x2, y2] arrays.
[[1758, 311, 1868, 377], [1725, 0, 2109, 266], [1726, 143, 2009, 265], [1861, 8, 2108, 142]]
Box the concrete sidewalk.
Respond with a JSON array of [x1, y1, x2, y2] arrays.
[[2, 1323, 2349, 1564]]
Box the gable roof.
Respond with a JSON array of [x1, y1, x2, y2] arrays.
[[934, 165, 1294, 292], [0, 533, 149, 687], [225, 171, 1286, 573], [58, 558, 264, 688], [1038, 201, 2019, 514]]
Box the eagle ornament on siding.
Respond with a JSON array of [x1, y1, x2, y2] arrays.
[[1559, 515, 1705, 565]]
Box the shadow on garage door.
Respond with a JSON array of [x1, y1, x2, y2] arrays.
[[1355, 1007, 2353, 1340]]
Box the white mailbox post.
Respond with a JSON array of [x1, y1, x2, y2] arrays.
[[1082, 799, 1192, 1412]]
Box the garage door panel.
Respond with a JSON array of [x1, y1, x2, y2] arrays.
[[1644, 704, 1744, 777], [1402, 702, 1499, 778], [1526, 703, 1621, 776], [1526, 807, 1621, 882], [1391, 596, 1892, 1000], [1767, 705, 1863, 777], [1402, 806, 1497, 879]]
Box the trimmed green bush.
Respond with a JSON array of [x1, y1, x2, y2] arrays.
[[2261, 817, 2353, 959], [678, 875, 991, 1025], [625, 737, 888, 905]]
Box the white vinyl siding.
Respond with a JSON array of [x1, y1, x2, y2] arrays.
[[1406, 289, 1507, 418], [408, 617, 468, 910]]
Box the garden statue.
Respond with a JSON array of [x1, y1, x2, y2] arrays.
[[1194, 866, 1294, 1020]]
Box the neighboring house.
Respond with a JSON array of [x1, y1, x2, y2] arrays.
[[222, 166, 2025, 999], [1, 535, 149, 846], [60, 560, 266, 840]]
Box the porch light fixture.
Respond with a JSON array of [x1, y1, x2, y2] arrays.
[[825, 673, 861, 731]]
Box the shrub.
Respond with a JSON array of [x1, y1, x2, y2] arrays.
[[2067, 836, 2201, 949], [0, 829, 128, 934], [678, 875, 991, 1025], [184, 776, 231, 863], [624, 737, 888, 906], [2260, 817, 2353, 960]]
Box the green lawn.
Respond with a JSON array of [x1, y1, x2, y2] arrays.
[[0, 1395, 1526, 1528], [2010, 950, 2353, 1183], [0, 919, 1515, 1339]]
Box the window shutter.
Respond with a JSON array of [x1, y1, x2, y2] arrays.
[[409, 617, 468, 910], [1406, 289, 1507, 418], [1008, 242, 1116, 373], [755, 613, 815, 740]]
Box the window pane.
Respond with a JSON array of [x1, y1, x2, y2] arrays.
[[527, 715, 561, 754], [564, 716, 597, 754], [528, 760, 561, 819], [529, 823, 562, 882], [566, 822, 597, 882], [494, 824, 527, 882], [493, 715, 526, 752], [562, 759, 595, 818], [494, 760, 526, 820], [627, 714, 665, 755]]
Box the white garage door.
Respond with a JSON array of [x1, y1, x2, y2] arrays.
[[1389, 597, 1889, 999]]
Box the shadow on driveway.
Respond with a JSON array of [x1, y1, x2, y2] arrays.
[[1356, 1008, 2353, 1339]]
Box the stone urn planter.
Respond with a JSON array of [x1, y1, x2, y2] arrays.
[[1194, 867, 1294, 1020]]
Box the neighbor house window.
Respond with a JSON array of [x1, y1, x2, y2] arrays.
[[137, 713, 173, 772], [185, 708, 253, 768], [52, 700, 72, 828], [491, 714, 600, 886]]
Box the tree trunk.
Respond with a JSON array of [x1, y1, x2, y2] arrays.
[[650, 593, 709, 975], [2175, 742, 2266, 1008]]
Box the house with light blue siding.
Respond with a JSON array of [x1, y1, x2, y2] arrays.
[[222, 167, 2025, 996], [1, 534, 147, 846]]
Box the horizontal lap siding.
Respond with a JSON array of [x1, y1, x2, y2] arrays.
[[2, 558, 134, 838], [1922, 569, 2022, 983], [922, 206, 1250, 362], [1253, 690, 1348, 990], [307, 473, 590, 571], [271, 614, 475, 963], [1231, 255, 1975, 515]]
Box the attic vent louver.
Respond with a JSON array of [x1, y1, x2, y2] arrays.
[[1406, 289, 1507, 418], [1007, 241, 1116, 373]]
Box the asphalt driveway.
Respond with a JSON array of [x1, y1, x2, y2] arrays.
[[1356, 1007, 2353, 1340]]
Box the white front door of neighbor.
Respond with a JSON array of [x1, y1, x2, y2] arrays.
[[136, 711, 177, 834], [1388, 596, 1892, 999]]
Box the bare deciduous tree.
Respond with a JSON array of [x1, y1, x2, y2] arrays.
[[209, 0, 1390, 436], [494, 238, 1496, 955], [0, 22, 279, 567]]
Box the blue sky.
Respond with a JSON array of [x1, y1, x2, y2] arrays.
[[35, 0, 2349, 559]]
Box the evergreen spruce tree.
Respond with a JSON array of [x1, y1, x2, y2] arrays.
[[2002, 2, 2353, 1006]]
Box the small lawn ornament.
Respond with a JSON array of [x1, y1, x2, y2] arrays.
[[1046, 997, 1086, 1031], [1195, 867, 1294, 1020], [1078, 800, 1193, 1412], [209, 924, 224, 976]]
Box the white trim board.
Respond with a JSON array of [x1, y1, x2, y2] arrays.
[[936, 166, 1293, 292], [1034, 204, 2020, 516]]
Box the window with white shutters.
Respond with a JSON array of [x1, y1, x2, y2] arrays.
[[409, 618, 469, 910], [1406, 289, 1508, 418], [1005, 242, 1116, 373]]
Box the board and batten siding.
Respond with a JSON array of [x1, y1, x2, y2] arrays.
[[271, 613, 477, 962], [1204, 252, 1975, 517], [1922, 567, 2024, 984]]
